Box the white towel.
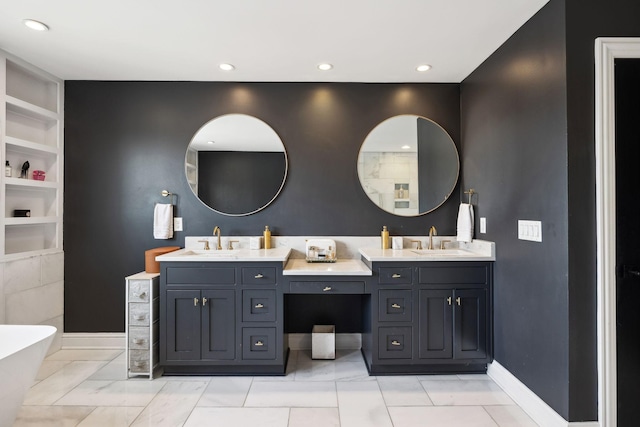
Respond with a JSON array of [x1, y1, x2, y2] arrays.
[[153, 203, 174, 239], [456, 203, 474, 242]]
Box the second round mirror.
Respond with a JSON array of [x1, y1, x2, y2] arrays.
[[357, 115, 459, 216]]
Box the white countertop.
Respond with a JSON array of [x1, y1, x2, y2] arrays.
[[284, 258, 372, 276], [359, 245, 495, 262], [156, 247, 292, 262]]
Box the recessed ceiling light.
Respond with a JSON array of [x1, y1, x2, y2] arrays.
[[219, 63, 235, 71], [401, 145, 411, 150], [416, 64, 432, 72], [23, 19, 49, 31], [318, 63, 333, 71]]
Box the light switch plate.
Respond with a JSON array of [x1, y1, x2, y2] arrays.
[[518, 220, 542, 242], [480, 217, 487, 234], [174, 217, 183, 231]]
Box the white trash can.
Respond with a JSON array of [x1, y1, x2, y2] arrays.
[[312, 325, 335, 360]]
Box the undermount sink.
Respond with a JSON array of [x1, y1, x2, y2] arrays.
[[410, 249, 472, 256]]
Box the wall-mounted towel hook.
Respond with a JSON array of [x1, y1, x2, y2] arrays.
[[463, 189, 475, 205], [161, 190, 177, 205]]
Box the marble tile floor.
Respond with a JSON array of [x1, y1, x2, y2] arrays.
[[15, 349, 539, 427]]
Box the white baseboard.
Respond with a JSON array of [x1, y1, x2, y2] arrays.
[[488, 361, 599, 427], [62, 332, 126, 349], [288, 333, 361, 351]]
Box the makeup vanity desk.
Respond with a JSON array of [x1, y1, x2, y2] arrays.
[[156, 246, 494, 376]]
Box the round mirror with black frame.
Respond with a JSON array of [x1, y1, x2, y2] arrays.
[[185, 114, 288, 216], [357, 115, 459, 216]]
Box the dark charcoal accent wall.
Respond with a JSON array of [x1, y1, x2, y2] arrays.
[[64, 82, 460, 333], [461, 0, 571, 419]]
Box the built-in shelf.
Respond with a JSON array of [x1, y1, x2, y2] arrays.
[[1, 53, 63, 259]]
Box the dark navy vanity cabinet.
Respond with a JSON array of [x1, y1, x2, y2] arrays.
[[159, 259, 492, 376], [363, 261, 493, 374], [159, 261, 288, 375]]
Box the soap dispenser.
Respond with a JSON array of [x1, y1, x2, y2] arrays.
[[381, 226, 390, 249], [263, 226, 272, 249], [5, 161, 11, 177]]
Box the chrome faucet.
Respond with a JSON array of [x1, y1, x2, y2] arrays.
[[428, 226, 437, 250], [213, 226, 222, 250]]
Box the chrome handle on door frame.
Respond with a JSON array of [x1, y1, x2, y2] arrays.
[[255, 273, 264, 279]]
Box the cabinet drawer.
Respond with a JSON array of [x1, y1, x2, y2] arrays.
[[242, 327, 277, 360], [378, 290, 412, 322], [128, 280, 151, 302], [242, 267, 277, 285], [289, 281, 365, 294], [243, 290, 277, 322], [129, 350, 150, 373], [129, 302, 153, 326], [166, 267, 236, 285], [378, 267, 413, 284], [378, 327, 412, 359], [418, 265, 488, 284], [128, 326, 151, 349]]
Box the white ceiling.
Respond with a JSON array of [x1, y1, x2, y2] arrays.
[[0, 0, 549, 82]]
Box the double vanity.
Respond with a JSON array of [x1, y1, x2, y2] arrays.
[[149, 237, 494, 377]]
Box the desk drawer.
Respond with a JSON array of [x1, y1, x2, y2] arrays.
[[378, 267, 413, 284], [289, 281, 365, 294]]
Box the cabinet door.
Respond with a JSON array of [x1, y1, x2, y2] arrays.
[[454, 289, 487, 360], [418, 289, 453, 359], [202, 290, 236, 360], [166, 290, 202, 361]]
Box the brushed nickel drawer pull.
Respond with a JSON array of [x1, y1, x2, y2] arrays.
[[254, 273, 264, 279], [255, 303, 264, 308], [202, 297, 208, 306], [456, 297, 461, 306], [392, 274, 402, 278], [135, 292, 146, 299], [323, 286, 332, 292], [391, 340, 401, 346], [391, 303, 401, 309], [194, 297, 199, 307], [255, 340, 264, 346], [447, 297, 452, 305]]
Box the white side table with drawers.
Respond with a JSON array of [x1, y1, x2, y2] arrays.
[[125, 272, 160, 379]]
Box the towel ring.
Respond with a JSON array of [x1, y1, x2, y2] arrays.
[[463, 189, 475, 205], [161, 190, 177, 205]]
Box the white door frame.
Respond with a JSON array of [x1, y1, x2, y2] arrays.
[[595, 37, 640, 427]]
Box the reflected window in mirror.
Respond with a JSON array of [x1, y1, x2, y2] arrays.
[[357, 115, 459, 216], [185, 114, 288, 216]]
